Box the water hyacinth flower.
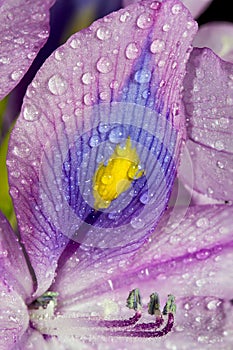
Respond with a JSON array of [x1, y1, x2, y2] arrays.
[[0, 0, 233, 349]]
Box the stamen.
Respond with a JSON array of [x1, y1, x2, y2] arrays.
[[29, 291, 59, 310]]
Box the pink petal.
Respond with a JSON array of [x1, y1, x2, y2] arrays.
[[50, 205, 233, 348], [123, 0, 214, 18], [0, 212, 31, 349], [7, 0, 197, 296], [193, 22, 233, 63], [0, 212, 33, 300], [0, 0, 55, 100], [180, 47, 233, 201], [15, 329, 65, 350]]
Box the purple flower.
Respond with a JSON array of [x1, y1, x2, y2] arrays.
[[1, 0, 233, 349]]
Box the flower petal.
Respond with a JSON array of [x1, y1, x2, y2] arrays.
[[193, 22, 233, 63], [8, 0, 197, 296], [14, 329, 66, 350], [123, 0, 214, 18], [0, 212, 33, 300], [0, 212, 30, 349], [180, 47, 233, 201], [52, 204, 233, 349], [0, 0, 55, 100]]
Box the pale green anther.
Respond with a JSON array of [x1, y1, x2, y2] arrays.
[[162, 294, 176, 315], [126, 288, 142, 312], [148, 292, 161, 316], [32, 291, 59, 310]]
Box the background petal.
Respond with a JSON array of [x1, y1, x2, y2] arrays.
[[0, 212, 31, 349], [0, 0, 55, 100], [193, 22, 233, 63], [8, 0, 197, 296], [51, 204, 233, 349], [180, 47, 233, 201], [123, 0, 214, 18]]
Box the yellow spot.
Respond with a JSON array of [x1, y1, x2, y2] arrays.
[[93, 137, 144, 209]]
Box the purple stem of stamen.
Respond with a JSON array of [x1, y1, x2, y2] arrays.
[[108, 313, 174, 338], [134, 315, 164, 330], [98, 312, 141, 328]]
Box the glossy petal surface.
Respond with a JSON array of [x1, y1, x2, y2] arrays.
[[123, 0, 213, 18], [8, 0, 197, 296], [0, 0, 55, 100], [0, 213, 30, 349], [49, 205, 233, 349], [180, 48, 233, 201], [14, 329, 66, 350], [193, 22, 233, 63]]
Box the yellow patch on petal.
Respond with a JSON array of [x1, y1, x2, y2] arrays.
[[93, 137, 144, 209]]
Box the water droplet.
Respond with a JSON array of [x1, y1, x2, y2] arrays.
[[109, 126, 126, 143], [226, 96, 233, 105], [196, 217, 209, 228], [10, 69, 23, 81], [119, 11, 131, 23], [125, 42, 140, 60], [69, 39, 80, 49], [158, 60, 165, 68], [96, 27, 111, 40], [206, 299, 221, 310], [12, 144, 30, 158], [89, 135, 101, 148], [48, 74, 68, 95], [140, 192, 149, 204], [110, 80, 119, 89], [6, 12, 14, 20], [137, 13, 153, 29], [195, 250, 210, 260], [54, 50, 64, 61], [98, 122, 109, 133], [162, 24, 170, 32], [214, 140, 224, 151], [218, 117, 229, 128], [23, 104, 39, 121], [96, 57, 112, 74], [150, 1, 161, 10], [171, 4, 182, 14], [9, 186, 19, 199], [99, 91, 110, 101], [130, 217, 145, 229], [101, 174, 113, 185], [83, 93, 94, 106], [150, 39, 165, 53], [81, 72, 96, 85], [142, 89, 150, 99], [216, 160, 224, 169], [134, 69, 151, 84], [172, 61, 177, 69]]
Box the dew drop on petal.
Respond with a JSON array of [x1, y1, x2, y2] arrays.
[[109, 126, 126, 143], [70, 38, 81, 49], [23, 104, 39, 121], [48, 74, 68, 95], [119, 11, 131, 23], [81, 72, 96, 85], [125, 42, 140, 60], [110, 80, 119, 89], [98, 122, 109, 133], [195, 250, 210, 260], [89, 135, 101, 148], [137, 13, 153, 29], [216, 160, 224, 169], [96, 57, 112, 74], [83, 93, 94, 106], [150, 1, 161, 10], [214, 140, 224, 151], [134, 69, 151, 83], [96, 27, 112, 40], [12, 144, 30, 158], [171, 4, 182, 14], [150, 39, 165, 53], [9, 186, 19, 199], [162, 24, 170, 32], [10, 69, 23, 81], [130, 217, 145, 229], [140, 192, 149, 204]]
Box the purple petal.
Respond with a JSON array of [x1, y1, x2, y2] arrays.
[[193, 22, 233, 63], [0, 212, 30, 349], [123, 0, 214, 18], [14, 328, 65, 350], [49, 204, 233, 348], [180, 47, 233, 201], [8, 0, 197, 296], [0, 0, 55, 100], [0, 212, 33, 300]]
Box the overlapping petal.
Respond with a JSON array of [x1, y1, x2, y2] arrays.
[[7, 0, 197, 296], [180, 47, 233, 201], [193, 22, 233, 63], [49, 204, 233, 349], [123, 0, 214, 18], [0, 212, 31, 349], [0, 0, 55, 100]]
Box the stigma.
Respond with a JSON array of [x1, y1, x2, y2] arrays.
[[93, 137, 144, 209]]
